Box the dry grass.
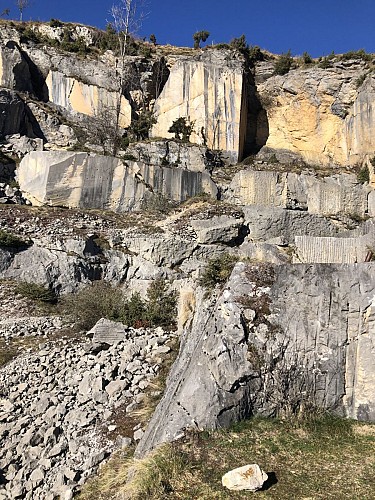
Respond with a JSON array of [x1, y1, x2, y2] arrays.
[[77, 415, 375, 499]]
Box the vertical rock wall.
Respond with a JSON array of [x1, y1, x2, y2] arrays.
[[258, 63, 375, 166], [45, 70, 131, 128], [151, 50, 246, 163]]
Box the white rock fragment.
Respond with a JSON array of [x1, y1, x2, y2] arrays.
[[221, 464, 268, 492]]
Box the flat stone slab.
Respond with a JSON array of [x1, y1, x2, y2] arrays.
[[89, 318, 127, 345]]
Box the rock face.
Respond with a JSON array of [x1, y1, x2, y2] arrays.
[[1, 23, 375, 166], [257, 61, 375, 166], [151, 50, 247, 163], [0, 40, 33, 92], [0, 89, 40, 138], [17, 151, 217, 211], [136, 261, 375, 456], [46, 70, 131, 128], [225, 168, 370, 217]]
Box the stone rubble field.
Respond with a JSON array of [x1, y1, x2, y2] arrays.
[[0, 316, 175, 499]]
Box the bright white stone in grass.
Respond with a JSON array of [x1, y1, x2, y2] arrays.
[[222, 464, 268, 491]]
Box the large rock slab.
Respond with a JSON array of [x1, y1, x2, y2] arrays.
[[17, 151, 217, 211], [89, 318, 127, 345], [190, 215, 244, 244], [294, 231, 375, 263], [243, 206, 339, 244], [1, 239, 102, 294], [226, 169, 371, 217], [136, 262, 375, 456]]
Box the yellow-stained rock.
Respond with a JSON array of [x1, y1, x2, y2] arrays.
[[46, 70, 131, 128], [151, 50, 246, 163], [259, 63, 375, 166]]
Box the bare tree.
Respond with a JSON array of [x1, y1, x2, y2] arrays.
[[106, 0, 148, 150], [109, 0, 147, 71], [15, 0, 29, 21], [89, 106, 124, 156]]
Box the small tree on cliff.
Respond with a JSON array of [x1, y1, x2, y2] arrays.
[[101, 0, 147, 154], [274, 50, 293, 75], [193, 30, 210, 49], [168, 117, 194, 142]]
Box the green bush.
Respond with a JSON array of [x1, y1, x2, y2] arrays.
[[248, 45, 264, 64], [146, 278, 177, 329], [357, 165, 370, 184], [141, 193, 177, 214], [355, 73, 367, 88], [168, 117, 194, 142], [0, 230, 28, 248], [302, 51, 313, 64], [19, 27, 43, 44], [15, 282, 57, 304], [95, 24, 118, 52], [62, 281, 126, 330], [199, 254, 237, 290], [318, 56, 332, 69], [128, 111, 157, 142], [229, 34, 247, 52], [122, 291, 148, 328], [64, 279, 177, 331], [274, 50, 293, 75], [139, 43, 152, 58], [49, 18, 63, 28], [227, 36, 263, 64], [60, 37, 89, 54], [341, 49, 372, 62]]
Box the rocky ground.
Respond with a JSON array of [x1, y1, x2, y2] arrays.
[[0, 283, 177, 499]]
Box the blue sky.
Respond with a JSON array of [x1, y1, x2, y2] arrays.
[[3, 0, 375, 57]]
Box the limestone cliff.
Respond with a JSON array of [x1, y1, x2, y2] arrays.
[[1, 22, 375, 167], [257, 59, 375, 167], [150, 50, 247, 163]]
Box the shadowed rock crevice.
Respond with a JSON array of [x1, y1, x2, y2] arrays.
[[18, 46, 49, 101], [241, 70, 269, 159]]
